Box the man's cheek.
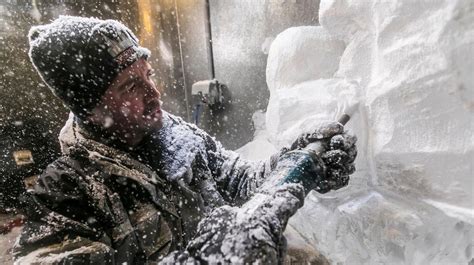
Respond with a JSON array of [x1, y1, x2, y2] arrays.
[[120, 106, 131, 117]]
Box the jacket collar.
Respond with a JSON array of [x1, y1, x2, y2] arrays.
[[58, 112, 178, 217]]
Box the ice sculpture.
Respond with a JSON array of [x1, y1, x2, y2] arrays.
[[238, 0, 474, 263]]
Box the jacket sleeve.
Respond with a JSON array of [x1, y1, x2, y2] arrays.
[[159, 183, 306, 264], [13, 160, 116, 264], [204, 134, 289, 205]]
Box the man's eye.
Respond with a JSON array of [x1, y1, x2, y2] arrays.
[[126, 83, 136, 93]]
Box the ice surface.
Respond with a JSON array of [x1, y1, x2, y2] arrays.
[[266, 26, 345, 93], [238, 0, 474, 263]]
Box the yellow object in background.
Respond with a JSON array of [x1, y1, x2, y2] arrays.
[[13, 150, 34, 166]]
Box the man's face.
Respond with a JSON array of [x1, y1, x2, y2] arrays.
[[90, 58, 162, 146]]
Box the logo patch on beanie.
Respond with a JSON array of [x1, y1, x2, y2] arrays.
[[115, 46, 140, 68], [102, 29, 141, 68], [103, 28, 137, 57]]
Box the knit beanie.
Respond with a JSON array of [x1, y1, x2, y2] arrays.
[[28, 16, 150, 118]]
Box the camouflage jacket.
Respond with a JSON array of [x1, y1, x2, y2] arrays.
[[13, 112, 283, 264]]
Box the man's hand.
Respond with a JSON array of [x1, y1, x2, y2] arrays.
[[286, 121, 357, 193], [320, 132, 357, 191], [290, 121, 344, 150]]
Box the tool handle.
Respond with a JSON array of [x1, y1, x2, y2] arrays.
[[338, 113, 351, 125]]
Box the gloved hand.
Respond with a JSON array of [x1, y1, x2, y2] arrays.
[[160, 184, 305, 264], [282, 121, 357, 193], [290, 121, 344, 150], [320, 132, 357, 191]]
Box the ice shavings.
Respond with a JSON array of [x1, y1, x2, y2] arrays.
[[236, 110, 277, 161]]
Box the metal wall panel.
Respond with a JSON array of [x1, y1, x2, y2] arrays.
[[171, 0, 320, 149]]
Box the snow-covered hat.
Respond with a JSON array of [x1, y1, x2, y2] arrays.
[[28, 16, 150, 118]]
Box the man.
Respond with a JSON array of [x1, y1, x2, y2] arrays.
[[13, 16, 357, 264]]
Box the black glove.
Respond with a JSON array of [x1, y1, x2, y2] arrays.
[[290, 121, 345, 150], [320, 133, 357, 191], [284, 121, 357, 192]]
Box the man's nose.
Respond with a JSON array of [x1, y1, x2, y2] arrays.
[[143, 80, 160, 99]]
